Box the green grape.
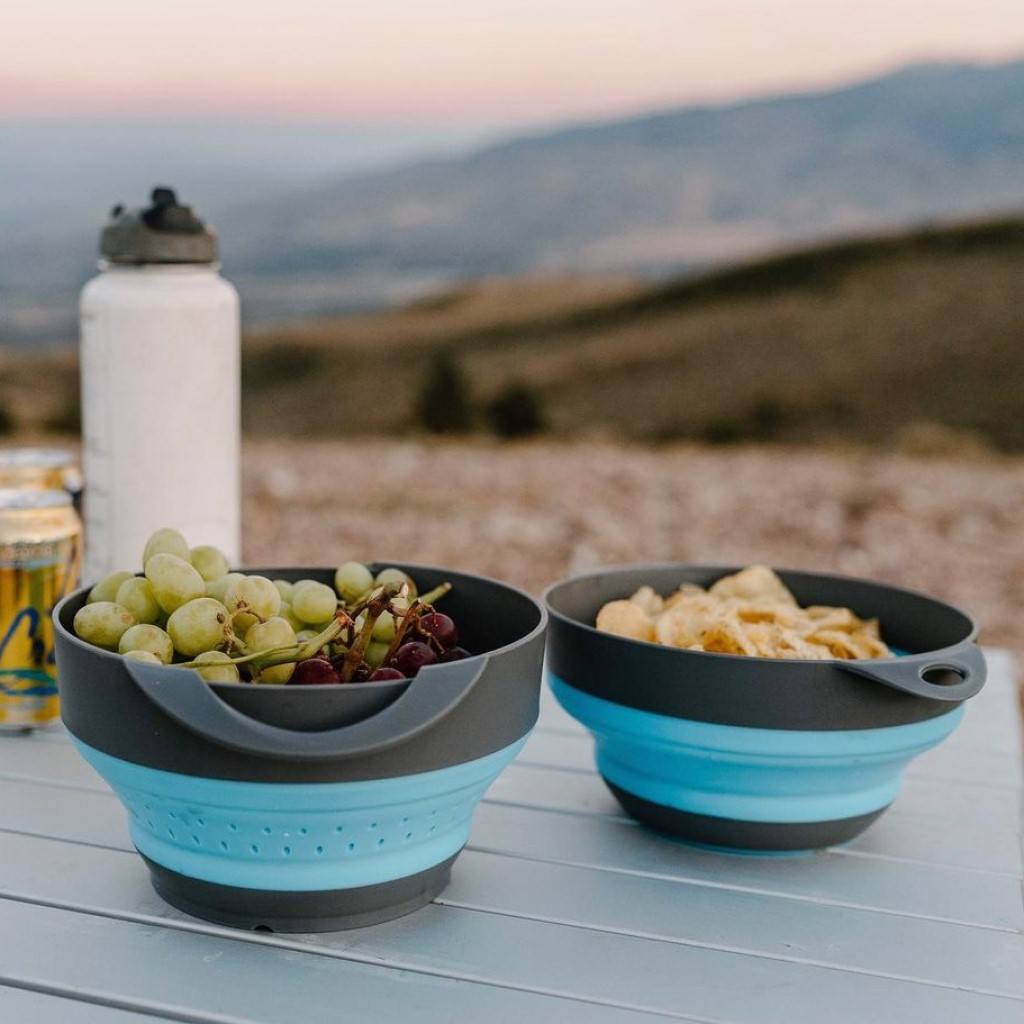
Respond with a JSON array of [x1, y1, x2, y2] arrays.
[[224, 575, 281, 635], [142, 527, 190, 567], [123, 650, 161, 664], [375, 567, 417, 598], [369, 611, 396, 642], [279, 603, 306, 633], [115, 577, 161, 624], [273, 579, 294, 602], [291, 581, 338, 624], [246, 617, 297, 684], [193, 649, 240, 683], [87, 571, 135, 605], [365, 640, 390, 668], [295, 629, 320, 644], [189, 545, 229, 582], [145, 553, 206, 614], [167, 598, 230, 657], [369, 596, 408, 643], [73, 602, 136, 650], [334, 561, 373, 603], [117, 624, 174, 663], [207, 571, 244, 603]]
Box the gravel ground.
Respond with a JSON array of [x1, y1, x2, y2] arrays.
[[243, 440, 1024, 652]]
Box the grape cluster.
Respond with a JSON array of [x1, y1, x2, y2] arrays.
[[72, 529, 467, 686]]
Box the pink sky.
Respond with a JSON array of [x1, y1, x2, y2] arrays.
[[4, 0, 1023, 122]]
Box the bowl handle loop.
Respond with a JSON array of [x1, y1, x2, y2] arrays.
[[836, 643, 986, 702], [122, 657, 488, 760]]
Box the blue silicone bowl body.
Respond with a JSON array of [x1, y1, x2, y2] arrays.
[[76, 737, 525, 892]]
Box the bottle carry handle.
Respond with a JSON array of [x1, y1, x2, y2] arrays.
[[123, 656, 488, 761]]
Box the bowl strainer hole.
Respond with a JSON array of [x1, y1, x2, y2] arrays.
[[191, 835, 201, 846], [219, 841, 229, 851], [250, 844, 260, 855], [262, 826, 272, 835], [167, 828, 175, 840], [315, 845, 325, 856], [299, 827, 308, 835], [429, 824, 436, 833], [228, 823, 238, 832], [369, 822, 378, 830], [377, 838, 385, 847], [283, 846, 292, 856], [347, 842, 356, 853], [334, 825, 344, 834], [921, 666, 966, 686], [196, 818, 205, 827], [405, 832, 413, 841]]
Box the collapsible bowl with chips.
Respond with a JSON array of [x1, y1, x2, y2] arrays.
[[54, 565, 546, 931], [544, 565, 985, 852]]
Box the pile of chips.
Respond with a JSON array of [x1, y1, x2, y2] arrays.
[[595, 565, 890, 660]]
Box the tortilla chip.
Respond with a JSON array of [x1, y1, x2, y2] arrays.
[[654, 592, 730, 647], [628, 586, 665, 617], [700, 614, 760, 657], [708, 566, 797, 607], [595, 600, 655, 643]]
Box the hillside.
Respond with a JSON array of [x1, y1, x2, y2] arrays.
[[237, 216, 1024, 450], [4, 216, 1023, 451], [222, 59, 1024, 323]]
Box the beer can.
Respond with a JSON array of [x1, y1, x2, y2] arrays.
[[0, 447, 83, 513], [0, 488, 82, 731]]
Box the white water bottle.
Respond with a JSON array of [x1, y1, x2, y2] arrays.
[[79, 187, 240, 582]]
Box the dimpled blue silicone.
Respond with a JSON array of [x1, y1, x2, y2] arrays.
[[75, 737, 526, 891], [549, 675, 962, 823]]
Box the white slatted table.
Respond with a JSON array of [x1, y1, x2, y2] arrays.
[[0, 651, 1021, 1023]]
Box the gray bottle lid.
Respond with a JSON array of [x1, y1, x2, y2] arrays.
[[100, 187, 218, 264]]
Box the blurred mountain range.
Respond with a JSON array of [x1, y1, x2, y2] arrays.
[[3, 58, 1023, 345]]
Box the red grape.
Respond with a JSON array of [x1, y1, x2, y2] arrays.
[[291, 657, 341, 686], [369, 666, 406, 681], [418, 612, 458, 649], [392, 641, 438, 677], [439, 646, 471, 662]]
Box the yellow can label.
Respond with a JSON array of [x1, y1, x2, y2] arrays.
[[0, 545, 78, 728]]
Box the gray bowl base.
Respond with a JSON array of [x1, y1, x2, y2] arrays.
[[142, 852, 458, 932], [606, 781, 888, 854]]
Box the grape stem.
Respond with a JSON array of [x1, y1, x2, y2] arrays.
[[338, 589, 391, 682], [419, 582, 452, 607], [178, 615, 350, 673]]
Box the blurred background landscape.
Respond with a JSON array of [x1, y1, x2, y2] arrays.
[[3, 1, 1024, 649]]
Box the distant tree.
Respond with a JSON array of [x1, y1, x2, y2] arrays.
[[486, 382, 546, 439], [416, 350, 473, 433], [45, 393, 81, 436]]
